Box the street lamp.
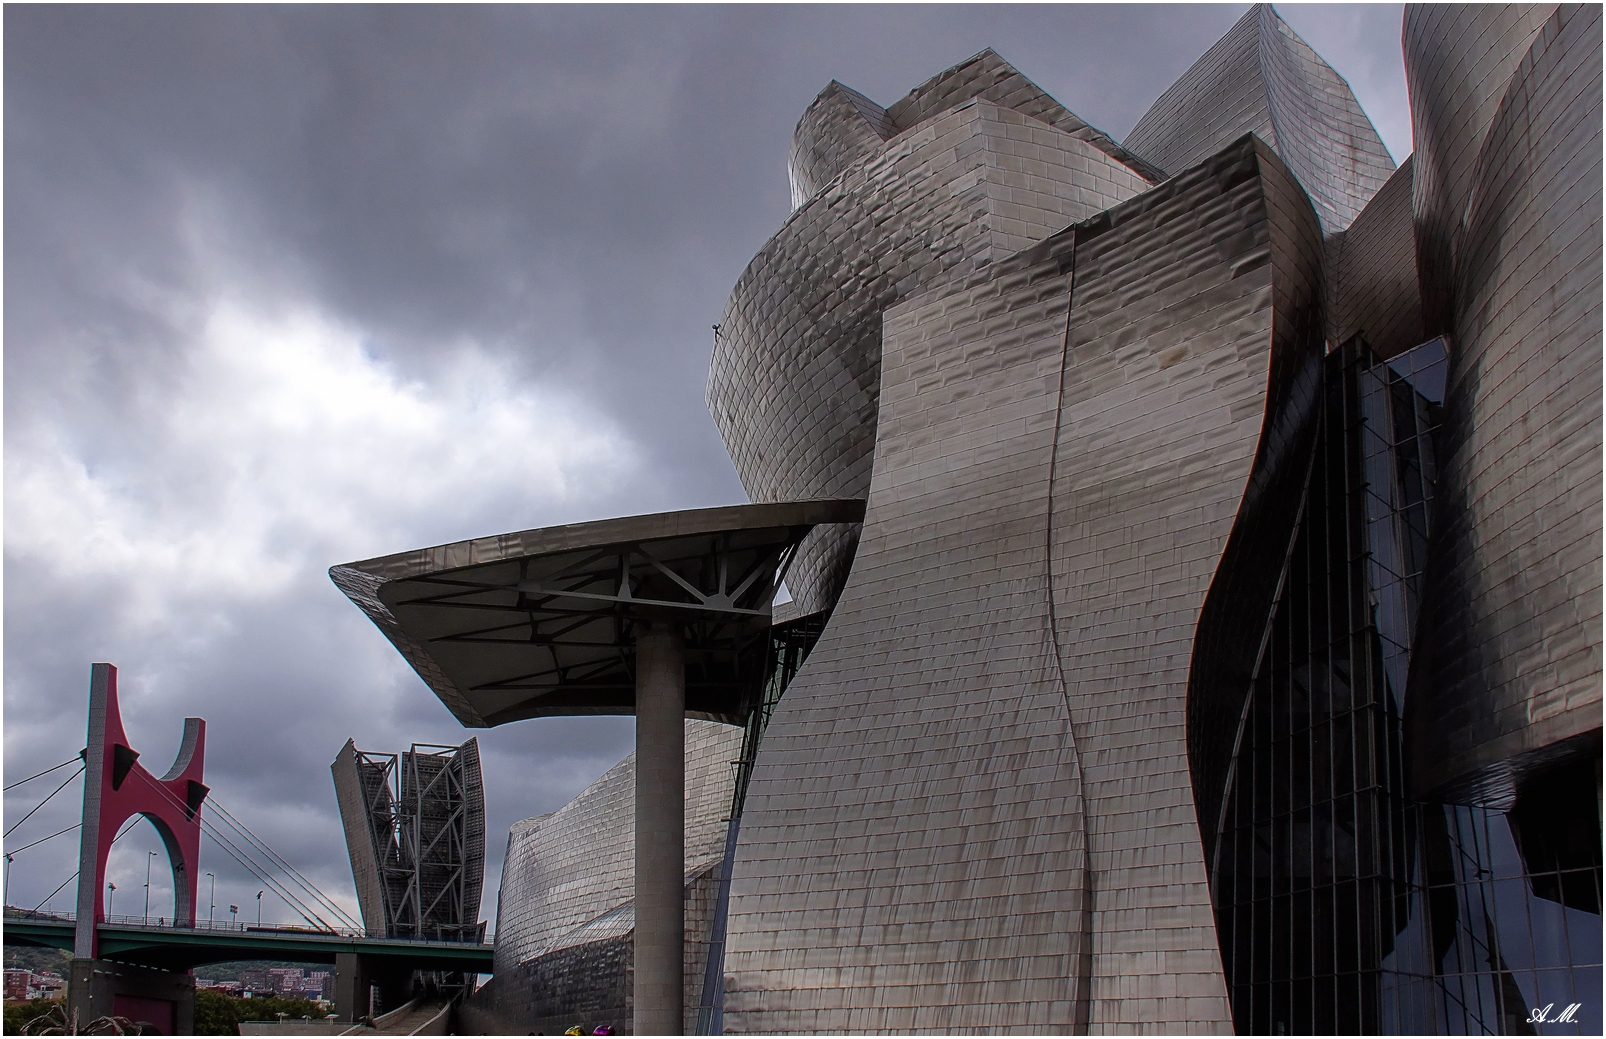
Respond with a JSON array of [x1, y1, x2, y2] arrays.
[[229, 904, 239, 930], [256, 890, 263, 927], [206, 872, 216, 927], [106, 882, 116, 918], [144, 851, 157, 924], [4, 853, 12, 906]]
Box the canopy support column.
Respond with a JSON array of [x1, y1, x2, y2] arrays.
[[635, 621, 686, 1036]]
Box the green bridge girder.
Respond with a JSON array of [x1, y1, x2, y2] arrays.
[[2, 916, 493, 974]]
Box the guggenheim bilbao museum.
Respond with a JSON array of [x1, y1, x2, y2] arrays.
[[332, 5, 1602, 1035]]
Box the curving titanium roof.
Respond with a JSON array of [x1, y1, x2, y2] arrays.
[[330, 499, 864, 728], [1124, 4, 1395, 234], [787, 47, 1161, 210], [717, 76, 1156, 618]]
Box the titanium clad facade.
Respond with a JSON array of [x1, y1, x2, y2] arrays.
[[1124, 5, 1396, 234], [720, 136, 1318, 1034], [454, 8, 1601, 1035], [1053, 136, 1324, 1035], [1404, 3, 1603, 806], [481, 720, 744, 1034], [722, 225, 1093, 1034], [708, 56, 1153, 617], [1403, 4, 1558, 337], [787, 81, 894, 212], [1325, 157, 1425, 361], [787, 50, 1161, 215]]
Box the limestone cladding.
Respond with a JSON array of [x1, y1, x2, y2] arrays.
[[1124, 5, 1395, 234], [709, 99, 1150, 616], [1405, 3, 1603, 802], [721, 135, 1319, 1035]]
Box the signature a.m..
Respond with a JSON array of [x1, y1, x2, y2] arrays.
[[1526, 1003, 1582, 1025]]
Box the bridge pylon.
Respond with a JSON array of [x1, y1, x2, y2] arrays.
[[68, 662, 206, 1034], [73, 662, 208, 953]]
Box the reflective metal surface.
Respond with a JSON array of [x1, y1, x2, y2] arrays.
[[331, 499, 863, 727], [709, 51, 1153, 617], [1124, 5, 1396, 234], [1404, 4, 1603, 806]]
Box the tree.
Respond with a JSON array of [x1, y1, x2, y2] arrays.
[[193, 989, 331, 1036]]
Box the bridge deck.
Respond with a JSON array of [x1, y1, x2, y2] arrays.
[[2, 912, 494, 973]]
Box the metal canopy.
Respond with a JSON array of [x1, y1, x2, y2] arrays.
[[331, 499, 864, 728]]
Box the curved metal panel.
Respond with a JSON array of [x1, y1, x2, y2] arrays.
[[1049, 135, 1320, 1032], [1123, 8, 1271, 179], [492, 720, 742, 1032], [719, 134, 1316, 1034], [787, 81, 892, 211], [710, 98, 1151, 616], [1183, 132, 1329, 875], [1325, 156, 1424, 359], [1405, 4, 1603, 804], [879, 49, 1162, 183], [1125, 5, 1395, 233], [331, 738, 392, 934], [457, 736, 487, 941], [1404, 2, 1557, 336], [720, 229, 1091, 1033], [787, 50, 1159, 216]]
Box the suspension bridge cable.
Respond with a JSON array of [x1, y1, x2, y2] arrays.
[[9, 759, 361, 931], [128, 771, 331, 931], [4, 766, 84, 838], [33, 871, 77, 913], [203, 796, 362, 929], [134, 778, 333, 933], [129, 770, 348, 932], [202, 830, 335, 932], [5, 757, 81, 791], [6, 823, 79, 856], [177, 785, 360, 930], [23, 818, 141, 914], [192, 794, 357, 930]]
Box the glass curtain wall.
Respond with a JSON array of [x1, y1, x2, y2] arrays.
[[1208, 338, 1602, 1035]]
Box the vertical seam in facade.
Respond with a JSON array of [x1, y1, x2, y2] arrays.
[[1042, 227, 1095, 1035]]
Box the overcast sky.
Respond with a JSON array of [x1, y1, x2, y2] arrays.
[[4, 4, 1411, 935]]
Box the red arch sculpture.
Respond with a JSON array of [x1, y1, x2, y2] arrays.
[[73, 663, 207, 958]]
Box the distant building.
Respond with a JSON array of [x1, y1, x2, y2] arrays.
[[33, 973, 64, 1001], [4, 970, 31, 1001], [5, 970, 67, 1002], [267, 968, 303, 997], [306, 972, 334, 1001], [237, 970, 272, 998]]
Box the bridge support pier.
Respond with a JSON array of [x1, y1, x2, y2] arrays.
[[67, 958, 194, 1036], [335, 952, 413, 1024]]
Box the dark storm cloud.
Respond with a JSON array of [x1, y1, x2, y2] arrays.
[[4, 4, 1408, 927]]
